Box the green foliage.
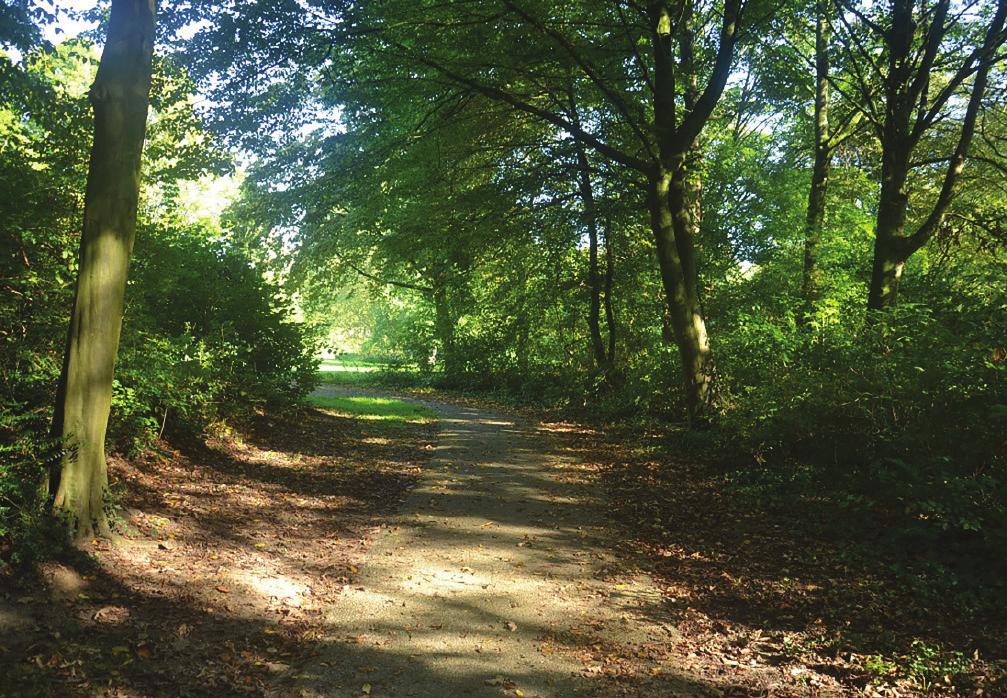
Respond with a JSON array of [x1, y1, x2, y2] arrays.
[[711, 254, 1007, 547], [863, 654, 898, 680], [107, 223, 319, 452], [4, 0, 1006, 654], [904, 640, 974, 692], [0, 402, 60, 563], [0, 39, 315, 564]]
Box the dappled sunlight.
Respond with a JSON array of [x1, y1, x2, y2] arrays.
[[309, 394, 437, 423], [4, 0, 1003, 694], [283, 389, 717, 697], [231, 569, 310, 606], [1, 393, 438, 693]]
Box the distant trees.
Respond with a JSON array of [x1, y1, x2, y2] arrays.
[[166, 0, 1007, 424], [326, 0, 754, 424], [450, 0, 746, 423]]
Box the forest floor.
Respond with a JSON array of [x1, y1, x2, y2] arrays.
[[0, 384, 996, 696], [0, 390, 434, 696]]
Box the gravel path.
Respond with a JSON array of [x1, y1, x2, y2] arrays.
[[288, 387, 710, 698]]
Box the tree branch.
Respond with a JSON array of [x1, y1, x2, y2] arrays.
[[674, 0, 742, 150], [338, 254, 434, 294], [904, 0, 1007, 256], [501, 0, 657, 160], [390, 40, 654, 173]]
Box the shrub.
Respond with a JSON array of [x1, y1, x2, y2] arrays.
[[712, 266, 1007, 547]]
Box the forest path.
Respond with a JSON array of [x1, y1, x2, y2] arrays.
[[287, 386, 710, 698]]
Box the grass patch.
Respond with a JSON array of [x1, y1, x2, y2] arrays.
[[316, 355, 423, 388], [319, 357, 386, 373], [308, 395, 436, 423]]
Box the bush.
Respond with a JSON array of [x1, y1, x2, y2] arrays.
[[712, 268, 1007, 547], [108, 224, 319, 452]]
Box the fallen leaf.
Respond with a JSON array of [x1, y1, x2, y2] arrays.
[[93, 605, 130, 623]]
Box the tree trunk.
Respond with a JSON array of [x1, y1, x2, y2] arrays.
[[867, 150, 911, 310], [573, 140, 608, 371], [515, 265, 531, 376], [649, 170, 715, 425], [602, 217, 616, 367], [433, 285, 458, 377], [865, 0, 1007, 312], [868, 238, 905, 310], [801, 0, 831, 318], [51, 0, 156, 540], [646, 0, 730, 426]]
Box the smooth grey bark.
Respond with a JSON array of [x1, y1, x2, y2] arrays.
[[52, 0, 156, 539]]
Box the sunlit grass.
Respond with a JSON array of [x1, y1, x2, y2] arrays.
[[308, 395, 435, 423], [316, 355, 423, 388], [318, 358, 385, 373]]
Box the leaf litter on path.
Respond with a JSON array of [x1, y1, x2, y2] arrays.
[[0, 402, 436, 695]]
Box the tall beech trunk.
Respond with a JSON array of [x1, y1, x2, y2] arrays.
[[868, 154, 911, 309], [646, 0, 737, 425], [649, 169, 714, 423], [52, 0, 156, 539], [801, 0, 831, 316]]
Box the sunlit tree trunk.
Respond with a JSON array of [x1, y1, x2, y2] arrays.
[[801, 0, 831, 317], [646, 0, 737, 425], [52, 0, 156, 539], [649, 169, 714, 423]]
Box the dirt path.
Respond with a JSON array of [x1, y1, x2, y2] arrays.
[[287, 387, 711, 698]]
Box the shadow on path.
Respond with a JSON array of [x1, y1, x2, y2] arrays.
[[283, 386, 717, 698]]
